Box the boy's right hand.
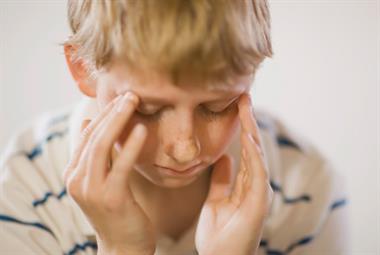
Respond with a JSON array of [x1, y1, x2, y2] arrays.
[[63, 92, 156, 255]]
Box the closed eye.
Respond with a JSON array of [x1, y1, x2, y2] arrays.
[[136, 100, 238, 121]]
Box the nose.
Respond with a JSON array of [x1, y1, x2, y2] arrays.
[[164, 110, 201, 164], [166, 136, 201, 164]]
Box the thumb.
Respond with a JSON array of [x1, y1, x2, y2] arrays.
[[206, 154, 234, 203]]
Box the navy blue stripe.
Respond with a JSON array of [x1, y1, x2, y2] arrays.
[[64, 241, 97, 255], [256, 116, 302, 152], [285, 235, 314, 254], [33, 188, 67, 207], [0, 214, 55, 238], [25, 129, 68, 160], [257, 119, 302, 156], [330, 198, 347, 210], [267, 250, 284, 255], [270, 180, 312, 204], [260, 235, 315, 255], [259, 239, 284, 255], [276, 135, 301, 151], [259, 239, 268, 246]]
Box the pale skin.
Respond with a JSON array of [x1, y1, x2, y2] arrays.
[[63, 45, 274, 255]]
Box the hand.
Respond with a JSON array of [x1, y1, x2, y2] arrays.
[[63, 92, 156, 255], [195, 93, 274, 255]]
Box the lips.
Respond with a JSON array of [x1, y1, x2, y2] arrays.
[[155, 163, 201, 172], [156, 163, 204, 177]]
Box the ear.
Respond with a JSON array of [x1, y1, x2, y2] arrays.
[[64, 44, 97, 98]]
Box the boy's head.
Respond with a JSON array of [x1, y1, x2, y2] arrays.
[[64, 0, 272, 90], [63, 0, 273, 188]]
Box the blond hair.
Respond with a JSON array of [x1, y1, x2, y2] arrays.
[[64, 0, 273, 87]]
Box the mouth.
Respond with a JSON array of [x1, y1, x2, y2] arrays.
[[155, 163, 203, 177]]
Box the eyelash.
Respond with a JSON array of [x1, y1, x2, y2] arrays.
[[136, 103, 236, 122]]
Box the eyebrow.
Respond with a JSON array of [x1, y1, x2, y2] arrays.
[[139, 94, 241, 106]]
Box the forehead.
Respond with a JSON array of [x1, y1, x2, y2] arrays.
[[117, 83, 247, 106], [110, 61, 252, 100]]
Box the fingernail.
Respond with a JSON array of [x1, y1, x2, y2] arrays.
[[116, 92, 136, 112], [125, 91, 138, 103]]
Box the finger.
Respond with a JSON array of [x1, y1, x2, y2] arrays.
[[105, 123, 147, 202], [240, 132, 273, 219], [71, 96, 121, 169], [205, 154, 234, 203], [238, 93, 263, 148], [63, 96, 121, 184], [229, 147, 248, 206], [241, 130, 269, 186], [86, 91, 139, 185]]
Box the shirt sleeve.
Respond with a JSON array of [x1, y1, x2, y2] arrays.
[[286, 160, 352, 255], [258, 157, 351, 255], [0, 154, 64, 255], [0, 134, 97, 255]]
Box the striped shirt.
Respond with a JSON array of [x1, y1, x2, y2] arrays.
[[0, 97, 351, 255]]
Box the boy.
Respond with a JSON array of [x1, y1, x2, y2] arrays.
[[0, 1, 350, 254]]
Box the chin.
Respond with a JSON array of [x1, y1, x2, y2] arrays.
[[148, 174, 199, 189]]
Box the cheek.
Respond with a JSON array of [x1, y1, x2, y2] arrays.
[[203, 115, 240, 151]]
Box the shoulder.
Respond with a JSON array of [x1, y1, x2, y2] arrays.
[[1, 103, 76, 158], [0, 103, 76, 189], [254, 108, 349, 253], [0, 103, 98, 254], [255, 107, 342, 187], [255, 109, 345, 199], [255, 107, 348, 219]]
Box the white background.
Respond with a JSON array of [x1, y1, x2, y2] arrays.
[[0, 0, 379, 254]]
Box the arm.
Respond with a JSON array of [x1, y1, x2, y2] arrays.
[[259, 159, 351, 255], [0, 120, 98, 255], [286, 161, 351, 255], [0, 155, 65, 255]]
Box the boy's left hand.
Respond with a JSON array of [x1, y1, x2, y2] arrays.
[[195, 93, 274, 255]]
